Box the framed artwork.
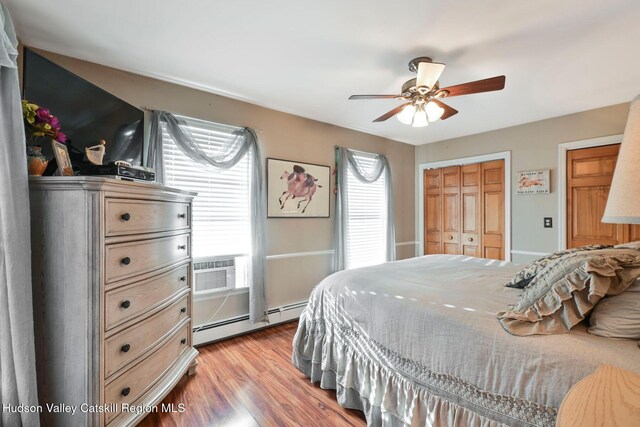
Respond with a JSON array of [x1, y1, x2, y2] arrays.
[[51, 140, 74, 176], [517, 170, 550, 194], [267, 158, 330, 218]]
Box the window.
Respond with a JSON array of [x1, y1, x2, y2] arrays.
[[162, 115, 251, 292], [345, 154, 387, 269]]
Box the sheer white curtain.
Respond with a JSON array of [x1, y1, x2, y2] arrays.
[[333, 146, 396, 271], [0, 4, 40, 426], [147, 111, 268, 323]]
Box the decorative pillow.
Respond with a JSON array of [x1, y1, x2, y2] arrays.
[[505, 245, 613, 289], [588, 279, 640, 339], [614, 241, 640, 251], [497, 248, 640, 336]]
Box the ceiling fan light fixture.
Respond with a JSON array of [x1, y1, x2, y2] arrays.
[[412, 107, 429, 128], [397, 104, 416, 125], [425, 101, 445, 122]]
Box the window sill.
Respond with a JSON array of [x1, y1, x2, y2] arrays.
[[193, 286, 249, 302]]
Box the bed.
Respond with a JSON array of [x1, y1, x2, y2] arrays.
[[291, 255, 640, 427]]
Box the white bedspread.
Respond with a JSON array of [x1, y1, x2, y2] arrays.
[[292, 255, 640, 427]]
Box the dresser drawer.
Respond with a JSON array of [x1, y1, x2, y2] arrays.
[[105, 234, 190, 284], [105, 264, 189, 330], [105, 323, 190, 423], [105, 295, 189, 378], [105, 198, 190, 237]]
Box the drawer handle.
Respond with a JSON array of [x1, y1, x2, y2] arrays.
[[121, 387, 130, 397], [178, 213, 186, 219], [180, 306, 187, 313], [121, 344, 131, 353], [178, 245, 186, 250], [120, 300, 131, 309], [180, 276, 187, 282], [121, 213, 131, 221], [121, 257, 131, 265], [181, 338, 187, 345]]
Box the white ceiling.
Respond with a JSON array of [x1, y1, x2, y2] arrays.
[[5, 0, 640, 145]]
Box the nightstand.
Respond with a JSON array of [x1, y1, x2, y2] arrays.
[[556, 364, 640, 426]]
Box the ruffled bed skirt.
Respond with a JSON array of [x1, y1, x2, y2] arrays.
[[292, 315, 555, 427]]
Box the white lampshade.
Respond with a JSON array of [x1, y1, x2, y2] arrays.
[[425, 101, 445, 122], [412, 108, 429, 127], [397, 104, 416, 125], [603, 95, 640, 224]]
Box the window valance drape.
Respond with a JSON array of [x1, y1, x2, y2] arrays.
[[0, 4, 40, 426], [333, 146, 396, 272], [147, 111, 268, 323]]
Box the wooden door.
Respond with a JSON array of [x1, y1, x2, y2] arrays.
[[567, 144, 625, 247], [481, 160, 505, 260], [460, 163, 481, 257], [441, 166, 461, 254], [424, 168, 442, 255]]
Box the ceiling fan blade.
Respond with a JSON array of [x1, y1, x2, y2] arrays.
[[349, 95, 402, 100], [440, 75, 506, 97], [373, 102, 411, 122], [431, 99, 458, 120], [416, 62, 446, 88]]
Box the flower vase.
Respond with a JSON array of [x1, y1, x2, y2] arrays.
[[27, 146, 48, 176]]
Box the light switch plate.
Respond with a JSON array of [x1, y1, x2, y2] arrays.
[[544, 217, 553, 228]]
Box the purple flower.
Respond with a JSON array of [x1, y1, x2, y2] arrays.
[[56, 132, 67, 143], [50, 116, 59, 128], [36, 108, 51, 123]]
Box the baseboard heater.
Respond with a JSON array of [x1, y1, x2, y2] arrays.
[[193, 300, 307, 346]]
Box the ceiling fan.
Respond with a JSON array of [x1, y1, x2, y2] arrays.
[[349, 57, 505, 127]]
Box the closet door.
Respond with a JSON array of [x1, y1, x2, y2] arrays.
[[441, 166, 461, 254], [481, 160, 505, 260], [630, 225, 640, 243], [424, 168, 443, 255], [460, 164, 481, 257], [567, 144, 625, 247]]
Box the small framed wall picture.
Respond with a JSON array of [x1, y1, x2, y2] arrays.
[[266, 158, 331, 218], [51, 140, 74, 176], [517, 170, 550, 194]]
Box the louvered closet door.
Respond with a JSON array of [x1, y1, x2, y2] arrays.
[[481, 160, 505, 260], [460, 164, 481, 257], [441, 166, 461, 254], [424, 168, 443, 255], [567, 144, 625, 247]]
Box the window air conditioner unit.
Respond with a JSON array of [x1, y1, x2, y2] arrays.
[[193, 256, 236, 294]]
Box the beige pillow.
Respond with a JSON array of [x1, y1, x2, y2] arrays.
[[497, 249, 640, 336], [615, 241, 640, 251], [588, 279, 640, 339]]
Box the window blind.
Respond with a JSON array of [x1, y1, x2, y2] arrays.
[[162, 116, 252, 262], [345, 154, 387, 269]]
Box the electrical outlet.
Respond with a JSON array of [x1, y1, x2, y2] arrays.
[[544, 217, 553, 228]]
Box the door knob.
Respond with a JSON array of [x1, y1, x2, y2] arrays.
[[468, 237, 474, 242], [448, 235, 454, 240]]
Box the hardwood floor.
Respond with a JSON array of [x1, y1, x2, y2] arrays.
[[138, 321, 366, 427]]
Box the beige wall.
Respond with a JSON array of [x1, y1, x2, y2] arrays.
[[26, 49, 415, 325], [415, 103, 630, 264]]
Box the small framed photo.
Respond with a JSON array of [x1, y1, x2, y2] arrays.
[[51, 140, 74, 176], [267, 158, 331, 218], [517, 170, 550, 194]]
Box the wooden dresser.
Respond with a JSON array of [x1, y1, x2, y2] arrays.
[[29, 177, 198, 427]]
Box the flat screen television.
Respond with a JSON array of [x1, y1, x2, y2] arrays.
[[23, 48, 144, 166]]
